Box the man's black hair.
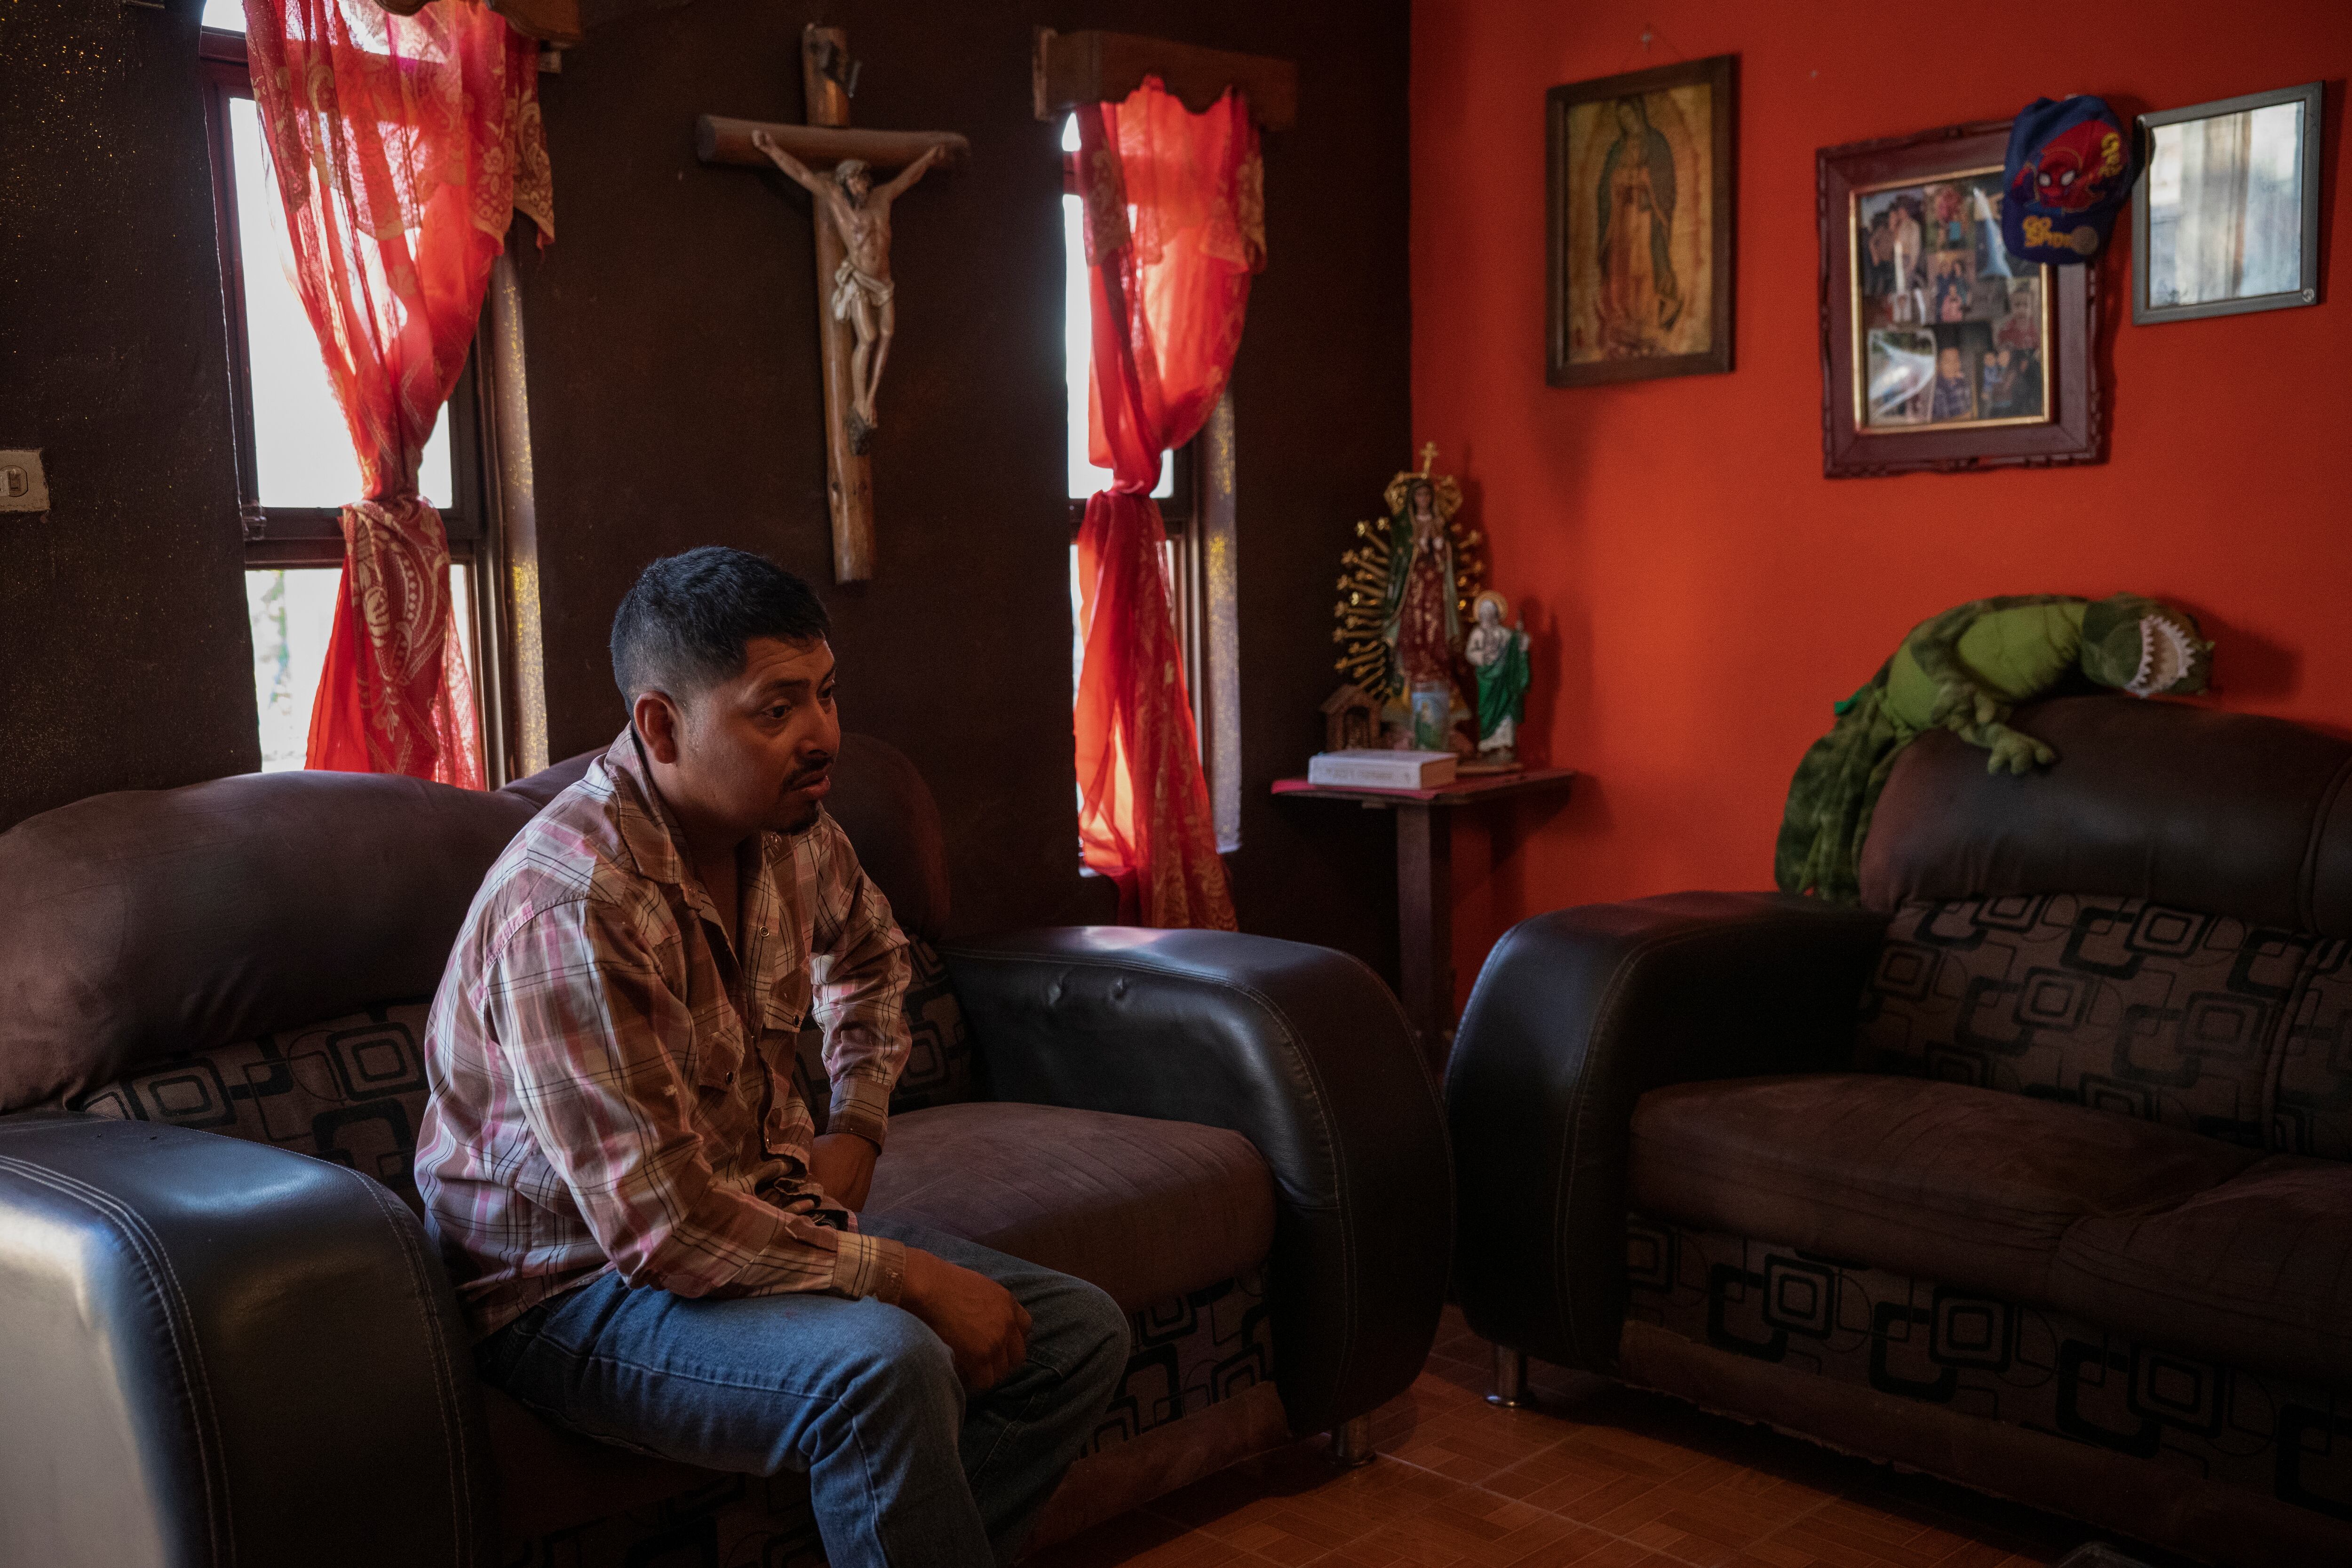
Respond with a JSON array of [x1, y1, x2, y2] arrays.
[[610, 546, 830, 704]]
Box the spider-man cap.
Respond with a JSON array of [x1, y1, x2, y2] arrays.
[[2001, 96, 2135, 265]]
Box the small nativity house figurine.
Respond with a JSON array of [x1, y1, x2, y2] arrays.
[[1321, 683, 1383, 753], [1464, 590, 1531, 771], [1331, 443, 1487, 752]]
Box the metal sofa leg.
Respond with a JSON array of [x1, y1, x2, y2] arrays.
[[1327, 1415, 1375, 1467], [1487, 1344, 1531, 1408]]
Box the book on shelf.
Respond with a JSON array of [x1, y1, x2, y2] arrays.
[[1305, 748, 1457, 790]]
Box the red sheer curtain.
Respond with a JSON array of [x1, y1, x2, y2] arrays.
[[246, 0, 553, 787], [1073, 80, 1263, 929]]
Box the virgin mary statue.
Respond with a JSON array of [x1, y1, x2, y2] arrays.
[[1379, 456, 1471, 748], [1330, 445, 1487, 750], [1383, 476, 1459, 689]]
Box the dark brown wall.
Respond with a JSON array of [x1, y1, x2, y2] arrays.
[[518, 1, 1409, 965], [0, 0, 258, 829]]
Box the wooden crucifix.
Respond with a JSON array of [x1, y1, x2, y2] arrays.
[[697, 26, 968, 582]]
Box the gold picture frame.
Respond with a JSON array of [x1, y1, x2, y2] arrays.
[[1847, 164, 2053, 435]]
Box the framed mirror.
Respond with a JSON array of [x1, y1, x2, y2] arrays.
[[2134, 82, 2324, 325]]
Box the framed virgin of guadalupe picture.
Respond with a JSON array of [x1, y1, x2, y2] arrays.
[[1546, 54, 1736, 385], [1819, 119, 2101, 478]]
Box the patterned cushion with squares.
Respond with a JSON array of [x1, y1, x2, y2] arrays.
[[2275, 939, 2352, 1160], [793, 936, 974, 1131], [72, 1002, 436, 1213], [1856, 894, 2316, 1149]]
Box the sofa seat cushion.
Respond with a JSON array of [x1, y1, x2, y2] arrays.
[[1630, 1074, 2261, 1305], [865, 1101, 1275, 1311], [2051, 1154, 2352, 1389]]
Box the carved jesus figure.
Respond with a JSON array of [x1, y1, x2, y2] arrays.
[[753, 130, 943, 449]]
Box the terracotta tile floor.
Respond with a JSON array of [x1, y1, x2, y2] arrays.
[[1032, 1309, 2189, 1568]]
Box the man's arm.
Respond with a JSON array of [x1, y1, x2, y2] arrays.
[[803, 816, 913, 1153], [800, 816, 910, 1212], [486, 894, 906, 1304], [788, 835, 1032, 1387]]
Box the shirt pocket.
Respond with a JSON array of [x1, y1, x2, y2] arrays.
[[685, 1003, 747, 1094]]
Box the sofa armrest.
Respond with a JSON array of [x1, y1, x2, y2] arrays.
[[0, 1114, 493, 1566], [943, 927, 1451, 1436], [1445, 892, 1887, 1374]]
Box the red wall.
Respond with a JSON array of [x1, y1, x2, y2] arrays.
[[1412, 0, 2352, 1005]]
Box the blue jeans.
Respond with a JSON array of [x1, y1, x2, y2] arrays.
[[474, 1218, 1130, 1568]]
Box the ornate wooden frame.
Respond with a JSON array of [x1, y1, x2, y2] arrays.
[[1818, 119, 2102, 478], [1545, 54, 1737, 386]]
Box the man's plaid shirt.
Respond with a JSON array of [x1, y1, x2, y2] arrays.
[[415, 727, 912, 1338]]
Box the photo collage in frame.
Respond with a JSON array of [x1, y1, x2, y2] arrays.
[[1853, 167, 2050, 432]]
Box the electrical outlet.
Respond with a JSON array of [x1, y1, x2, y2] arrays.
[[0, 450, 49, 512]]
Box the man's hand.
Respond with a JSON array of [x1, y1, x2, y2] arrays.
[[808, 1132, 878, 1212], [899, 1248, 1032, 1391]]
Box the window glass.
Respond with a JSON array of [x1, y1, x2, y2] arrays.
[[244, 567, 339, 772], [215, 33, 481, 776], [200, 0, 242, 29], [1063, 116, 1170, 501], [246, 565, 472, 772], [224, 96, 453, 508]]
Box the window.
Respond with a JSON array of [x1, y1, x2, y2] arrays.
[[1061, 116, 1240, 852], [1063, 121, 1176, 507], [200, 16, 494, 774]]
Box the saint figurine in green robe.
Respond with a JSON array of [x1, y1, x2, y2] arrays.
[[1466, 590, 1532, 765], [1775, 593, 2213, 903]]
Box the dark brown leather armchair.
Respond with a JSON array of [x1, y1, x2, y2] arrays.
[[1446, 696, 2352, 1568], [0, 734, 1450, 1566]]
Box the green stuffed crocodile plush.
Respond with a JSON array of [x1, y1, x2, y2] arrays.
[[1775, 593, 2213, 902]]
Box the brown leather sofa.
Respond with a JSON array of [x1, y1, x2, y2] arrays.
[[0, 734, 1450, 1567], [1446, 696, 2352, 1567]]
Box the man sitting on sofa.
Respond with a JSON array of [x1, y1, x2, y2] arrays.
[[415, 546, 1129, 1568]]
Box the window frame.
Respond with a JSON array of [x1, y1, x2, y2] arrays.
[[199, 26, 490, 572], [1061, 146, 1238, 852], [200, 24, 510, 781], [1060, 149, 1196, 540], [1061, 145, 1205, 731]]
